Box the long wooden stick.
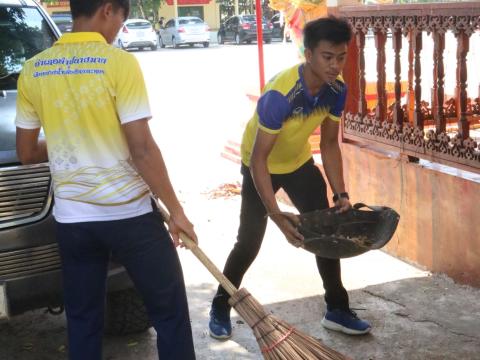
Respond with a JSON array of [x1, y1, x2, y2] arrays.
[[155, 200, 237, 296]]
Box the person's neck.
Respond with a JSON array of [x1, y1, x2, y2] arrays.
[[72, 17, 101, 34], [303, 63, 325, 96]]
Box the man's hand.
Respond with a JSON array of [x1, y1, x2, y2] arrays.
[[335, 197, 352, 213], [269, 212, 304, 247], [167, 211, 198, 248]]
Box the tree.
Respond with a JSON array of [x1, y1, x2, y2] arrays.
[[130, 0, 162, 24], [0, 7, 45, 88]]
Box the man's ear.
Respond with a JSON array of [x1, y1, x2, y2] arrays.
[[100, 1, 115, 19], [304, 47, 312, 64]]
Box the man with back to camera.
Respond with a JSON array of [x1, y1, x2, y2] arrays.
[[15, 1, 197, 359], [208, 16, 371, 340]]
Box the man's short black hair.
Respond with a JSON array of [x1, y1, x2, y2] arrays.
[[70, 0, 130, 19], [303, 16, 352, 50]]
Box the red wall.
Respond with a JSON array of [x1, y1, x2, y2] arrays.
[[340, 142, 480, 287]]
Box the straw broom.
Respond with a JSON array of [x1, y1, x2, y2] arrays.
[[157, 202, 350, 360]]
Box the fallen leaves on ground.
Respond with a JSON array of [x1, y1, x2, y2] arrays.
[[203, 182, 242, 199]]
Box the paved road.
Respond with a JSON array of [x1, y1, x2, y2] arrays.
[[1, 43, 479, 360]]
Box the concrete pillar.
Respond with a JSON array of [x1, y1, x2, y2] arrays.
[[173, 0, 178, 18]]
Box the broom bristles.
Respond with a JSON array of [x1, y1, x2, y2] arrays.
[[229, 288, 351, 360]]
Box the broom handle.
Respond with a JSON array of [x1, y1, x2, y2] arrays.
[[155, 200, 238, 296]]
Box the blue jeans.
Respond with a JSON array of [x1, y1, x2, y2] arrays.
[[56, 211, 195, 360]]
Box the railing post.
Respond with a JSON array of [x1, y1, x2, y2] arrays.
[[356, 29, 368, 119], [456, 30, 470, 140], [406, 31, 415, 124], [375, 28, 387, 122], [343, 37, 360, 116], [433, 30, 446, 133], [413, 28, 423, 130], [392, 27, 403, 126]]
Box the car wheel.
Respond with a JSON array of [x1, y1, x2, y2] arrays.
[[188, 43, 194, 47], [172, 37, 178, 48], [203, 42, 209, 48], [105, 288, 150, 336], [246, 39, 252, 44], [264, 38, 271, 44], [235, 33, 241, 45], [159, 36, 165, 48], [217, 33, 224, 44], [150, 44, 157, 51]]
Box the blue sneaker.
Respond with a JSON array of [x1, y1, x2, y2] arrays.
[[321, 309, 371, 335], [208, 307, 232, 340]]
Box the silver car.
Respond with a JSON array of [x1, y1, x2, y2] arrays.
[[159, 17, 210, 48]]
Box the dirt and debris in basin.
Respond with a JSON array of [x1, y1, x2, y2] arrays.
[[202, 182, 242, 199]]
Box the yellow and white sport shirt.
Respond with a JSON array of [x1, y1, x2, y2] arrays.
[[241, 64, 346, 174], [16, 32, 153, 223]]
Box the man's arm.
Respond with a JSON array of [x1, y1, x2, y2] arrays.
[[250, 130, 303, 245], [122, 119, 197, 246], [320, 118, 351, 212], [16, 128, 48, 164]]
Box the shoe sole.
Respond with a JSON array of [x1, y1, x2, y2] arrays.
[[321, 318, 371, 335], [208, 329, 232, 340]]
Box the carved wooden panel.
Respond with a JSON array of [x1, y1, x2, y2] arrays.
[[340, 8, 480, 172]]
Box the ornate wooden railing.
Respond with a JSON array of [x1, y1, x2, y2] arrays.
[[339, 3, 480, 173]]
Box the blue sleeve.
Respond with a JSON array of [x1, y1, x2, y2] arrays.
[[256, 90, 291, 131], [329, 84, 347, 118]]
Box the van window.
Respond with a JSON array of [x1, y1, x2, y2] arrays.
[[0, 5, 56, 90]]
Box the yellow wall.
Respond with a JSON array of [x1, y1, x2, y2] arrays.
[[40, 1, 70, 15], [158, 2, 221, 29]]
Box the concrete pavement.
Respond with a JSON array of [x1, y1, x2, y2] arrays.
[[176, 177, 480, 360]]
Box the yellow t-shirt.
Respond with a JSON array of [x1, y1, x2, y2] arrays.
[[241, 64, 346, 174], [16, 32, 153, 223]]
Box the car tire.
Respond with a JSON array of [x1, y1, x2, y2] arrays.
[[217, 33, 224, 44], [150, 44, 157, 51], [105, 288, 150, 336], [172, 37, 179, 48], [264, 38, 271, 44], [203, 42, 209, 48], [159, 36, 165, 48], [246, 39, 252, 44], [235, 33, 241, 45]]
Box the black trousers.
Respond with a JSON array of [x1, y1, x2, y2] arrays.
[[213, 158, 349, 314]]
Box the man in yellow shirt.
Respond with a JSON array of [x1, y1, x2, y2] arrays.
[[16, 1, 197, 359], [209, 16, 371, 340]]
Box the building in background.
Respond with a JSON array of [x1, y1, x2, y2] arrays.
[[158, 0, 221, 30], [39, 0, 70, 15]]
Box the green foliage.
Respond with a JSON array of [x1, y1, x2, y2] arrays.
[[130, 0, 162, 23], [0, 8, 29, 79]]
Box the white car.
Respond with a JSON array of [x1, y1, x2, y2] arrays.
[[159, 17, 210, 48], [115, 19, 158, 51]]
